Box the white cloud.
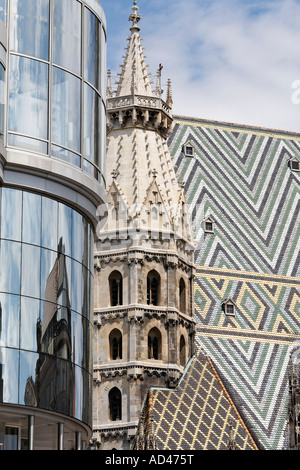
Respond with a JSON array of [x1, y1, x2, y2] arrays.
[[105, 0, 300, 132]]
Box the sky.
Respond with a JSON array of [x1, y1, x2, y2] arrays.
[[99, 0, 300, 133]]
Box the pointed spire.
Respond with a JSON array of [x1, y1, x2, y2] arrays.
[[129, 0, 142, 32], [114, 0, 153, 97]]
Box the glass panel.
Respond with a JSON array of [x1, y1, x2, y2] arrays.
[[100, 25, 106, 98], [74, 366, 92, 424], [83, 84, 101, 166], [4, 427, 19, 450], [0, 0, 7, 25], [53, 0, 81, 75], [55, 357, 73, 415], [7, 134, 48, 154], [1, 188, 22, 241], [71, 259, 83, 315], [0, 294, 20, 349], [83, 159, 98, 179], [19, 350, 39, 407], [58, 203, 72, 258], [0, 64, 4, 139], [51, 144, 81, 168], [40, 247, 58, 302], [41, 196, 58, 251], [9, 56, 48, 139], [52, 67, 81, 153], [20, 297, 40, 352], [9, 0, 49, 60], [21, 244, 40, 298], [22, 192, 41, 245], [72, 210, 85, 264], [84, 8, 100, 90], [0, 240, 21, 294], [39, 301, 56, 356], [71, 311, 85, 368], [0, 347, 19, 404]]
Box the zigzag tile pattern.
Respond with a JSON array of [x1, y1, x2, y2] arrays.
[[170, 118, 300, 276], [169, 117, 300, 450]]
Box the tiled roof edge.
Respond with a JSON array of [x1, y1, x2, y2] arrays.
[[173, 114, 300, 139], [206, 355, 259, 450]]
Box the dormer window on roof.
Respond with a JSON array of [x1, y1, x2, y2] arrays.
[[183, 142, 194, 157], [203, 216, 214, 234], [289, 157, 300, 172], [223, 299, 236, 316]]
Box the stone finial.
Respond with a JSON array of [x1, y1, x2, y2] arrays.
[[166, 79, 173, 108], [111, 169, 119, 179]]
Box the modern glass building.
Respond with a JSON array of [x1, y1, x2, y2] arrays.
[[0, 0, 107, 450]]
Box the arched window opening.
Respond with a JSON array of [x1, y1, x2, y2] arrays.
[[180, 335, 186, 367], [179, 278, 186, 313], [109, 387, 122, 421], [109, 271, 123, 307], [109, 329, 122, 360], [147, 270, 160, 306], [148, 327, 162, 360]]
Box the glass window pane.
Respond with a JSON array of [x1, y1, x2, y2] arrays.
[[0, 294, 20, 349], [53, 0, 81, 75], [20, 297, 40, 352], [1, 188, 22, 241], [52, 67, 81, 153], [51, 145, 81, 168], [22, 192, 41, 245], [58, 203, 72, 258], [0, 240, 21, 294], [9, 0, 49, 60], [0, 0, 7, 24], [40, 247, 58, 303], [7, 134, 48, 154], [0, 347, 19, 404], [0, 64, 5, 139], [19, 350, 39, 406], [84, 8, 100, 90], [84, 84, 101, 166], [41, 197, 58, 251], [9, 56, 48, 140], [21, 244, 40, 298]]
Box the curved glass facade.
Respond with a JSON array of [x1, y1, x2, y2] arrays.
[[6, 0, 106, 182], [0, 187, 93, 425]]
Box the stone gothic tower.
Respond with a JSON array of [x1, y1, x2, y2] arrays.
[[92, 2, 196, 450]]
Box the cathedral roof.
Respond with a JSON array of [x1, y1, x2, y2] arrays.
[[134, 348, 259, 450]]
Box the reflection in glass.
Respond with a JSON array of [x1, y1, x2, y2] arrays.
[[22, 191, 41, 245], [71, 259, 83, 315], [0, 0, 6, 24], [0, 64, 5, 139], [84, 8, 101, 90], [40, 247, 58, 302], [9, 56, 48, 139], [1, 188, 22, 241], [10, 0, 49, 60], [19, 350, 39, 407], [0, 347, 19, 404], [7, 133, 48, 154], [41, 197, 58, 251], [51, 145, 81, 168], [84, 84, 101, 166], [0, 294, 20, 349], [0, 240, 21, 294], [20, 297, 40, 352], [21, 244, 40, 298], [53, 0, 81, 75], [58, 203, 72, 258], [52, 67, 81, 153]]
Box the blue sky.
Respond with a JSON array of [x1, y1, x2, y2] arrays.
[[100, 0, 300, 132]]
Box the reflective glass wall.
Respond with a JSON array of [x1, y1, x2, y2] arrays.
[[6, 0, 106, 182], [0, 187, 94, 426]]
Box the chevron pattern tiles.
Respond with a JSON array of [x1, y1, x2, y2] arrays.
[[169, 116, 300, 450]]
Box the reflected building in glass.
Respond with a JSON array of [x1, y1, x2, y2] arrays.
[[0, 0, 107, 450]]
